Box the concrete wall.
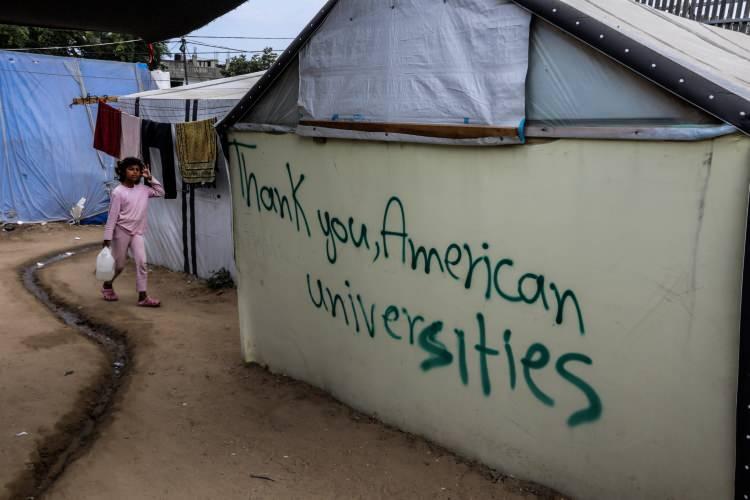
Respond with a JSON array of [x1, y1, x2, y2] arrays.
[[227, 131, 750, 499]]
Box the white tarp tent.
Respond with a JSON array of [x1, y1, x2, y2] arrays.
[[117, 72, 264, 279], [217, 0, 750, 498]]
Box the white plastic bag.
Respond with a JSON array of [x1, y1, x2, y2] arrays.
[[96, 247, 115, 281], [70, 197, 86, 224]]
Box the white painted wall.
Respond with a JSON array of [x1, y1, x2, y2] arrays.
[[227, 131, 750, 499]]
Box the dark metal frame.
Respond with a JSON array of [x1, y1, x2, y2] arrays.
[[738, 192, 750, 500]]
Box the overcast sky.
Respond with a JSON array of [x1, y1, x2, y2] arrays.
[[176, 0, 328, 62]]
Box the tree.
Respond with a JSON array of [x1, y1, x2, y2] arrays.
[[0, 25, 168, 68], [222, 47, 278, 77]]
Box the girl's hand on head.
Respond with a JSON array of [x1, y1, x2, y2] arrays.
[[142, 165, 152, 181]]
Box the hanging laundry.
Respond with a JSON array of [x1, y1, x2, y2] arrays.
[[93, 102, 121, 157], [175, 118, 218, 184], [119, 113, 142, 159], [141, 120, 177, 199]]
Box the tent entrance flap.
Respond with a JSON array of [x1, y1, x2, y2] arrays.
[[297, 0, 531, 144]]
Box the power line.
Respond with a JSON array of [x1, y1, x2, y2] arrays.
[[2, 39, 144, 51], [187, 50, 271, 54], [185, 39, 260, 52], [184, 35, 295, 40], [184, 39, 284, 52]]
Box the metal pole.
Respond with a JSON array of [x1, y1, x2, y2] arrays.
[[180, 37, 189, 86]]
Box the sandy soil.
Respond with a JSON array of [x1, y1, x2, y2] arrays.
[[0, 224, 105, 499], [5, 224, 563, 500]]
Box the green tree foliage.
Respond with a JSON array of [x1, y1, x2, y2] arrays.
[[0, 25, 168, 68], [222, 47, 278, 77]]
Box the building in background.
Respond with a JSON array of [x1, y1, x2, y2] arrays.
[[163, 53, 224, 86]]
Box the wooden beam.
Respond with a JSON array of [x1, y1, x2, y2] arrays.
[[299, 120, 519, 139], [71, 96, 119, 106]]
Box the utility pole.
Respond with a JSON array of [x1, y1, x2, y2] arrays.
[[180, 37, 189, 86]]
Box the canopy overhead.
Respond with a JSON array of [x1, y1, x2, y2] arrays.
[[0, 1, 246, 41]]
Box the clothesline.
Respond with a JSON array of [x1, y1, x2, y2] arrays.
[[93, 101, 220, 195]]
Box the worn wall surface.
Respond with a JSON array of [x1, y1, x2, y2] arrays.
[[227, 131, 750, 499]]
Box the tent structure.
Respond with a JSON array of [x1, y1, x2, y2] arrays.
[[117, 72, 264, 279], [0, 50, 156, 224], [218, 1, 750, 499]]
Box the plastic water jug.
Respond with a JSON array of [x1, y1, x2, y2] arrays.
[[96, 247, 115, 281]]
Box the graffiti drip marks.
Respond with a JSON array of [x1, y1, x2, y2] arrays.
[[305, 273, 602, 428]]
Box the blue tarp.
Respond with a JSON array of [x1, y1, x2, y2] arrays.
[[0, 51, 156, 223]]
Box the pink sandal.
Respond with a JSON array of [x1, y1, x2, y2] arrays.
[[101, 286, 118, 301], [137, 296, 161, 307]]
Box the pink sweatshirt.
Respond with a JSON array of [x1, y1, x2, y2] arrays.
[[103, 178, 165, 240]]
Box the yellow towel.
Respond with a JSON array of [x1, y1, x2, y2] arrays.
[[175, 118, 217, 184]]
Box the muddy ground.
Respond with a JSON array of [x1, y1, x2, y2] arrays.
[[0, 224, 105, 499], [2, 224, 564, 499]]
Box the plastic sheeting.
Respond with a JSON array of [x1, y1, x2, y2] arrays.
[[544, 0, 750, 108], [240, 9, 730, 143], [298, 0, 530, 137], [125, 72, 263, 102], [0, 51, 155, 223], [151, 70, 171, 89], [526, 20, 718, 127], [117, 76, 257, 279], [244, 60, 300, 127]]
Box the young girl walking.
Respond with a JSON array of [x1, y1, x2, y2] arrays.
[[101, 157, 164, 306]]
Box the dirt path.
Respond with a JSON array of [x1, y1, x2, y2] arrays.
[[0, 224, 104, 499], [8, 226, 562, 500]]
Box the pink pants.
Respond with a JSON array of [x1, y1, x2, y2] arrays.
[[111, 229, 148, 293]]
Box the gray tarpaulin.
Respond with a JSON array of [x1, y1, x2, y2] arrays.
[[546, 0, 750, 105], [244, 60, 300, 128], [526, 20, 716, 126], [297, 0, 531, 142]]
